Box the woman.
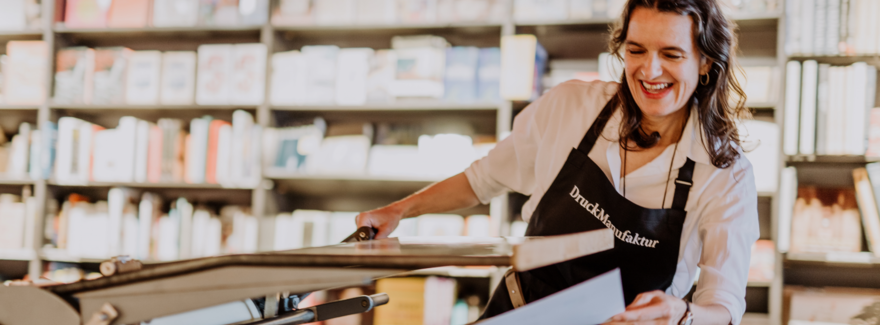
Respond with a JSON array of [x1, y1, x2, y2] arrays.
[[357, 0, 759, 324]]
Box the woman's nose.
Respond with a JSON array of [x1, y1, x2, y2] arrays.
[[640, 54, 663, 79]]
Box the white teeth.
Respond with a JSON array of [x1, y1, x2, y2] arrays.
[[641, 81, 671, 91]]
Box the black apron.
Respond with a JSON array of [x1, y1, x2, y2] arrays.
[[480, 99, 695, 319]]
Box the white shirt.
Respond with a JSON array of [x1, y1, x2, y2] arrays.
[[464, 80, 759, 325]]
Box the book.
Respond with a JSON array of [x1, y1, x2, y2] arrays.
[[158, 118, 185, 183], [314, 0, 355, 25], [513, 0, 567, 21], [231, 110, 261, 188], [0, 194, 27, 249], [304, 135, 371, 175], [186, 116, 212, 184], [266, 123, 323, 172], [134, 120, 151, 182], [867, 108, 880, 157], [390, 35, 448, 99], [790, 186, 862, 254], [271, 0, 314, 26], [4, 41, 47, 105], [146, 124, 163, 183], [223, 206, 258, 253], [55, 117, 98, 184], [787, 286, 880, 325], [328, 211, 357, 243], [239, 0, 269, 25], [107, 0, 151, 28], [443, 46, 480, 102], [125, 51, 162, 105], [396, 0, 438, 23], [196, 44, 233, 105], [423, 276, 457, 325], [32, 122, 56, 180], [355, 0, 396, 25], [365, 49, 397, 103], [269, 50, 308, 105], [782, 60, 801, 155], [500, 34, 547, 101], [335, 48, 374, 105], [6, 123, 30, 179], [464, 214, 491, 237], [64, 0, 110, 28], [153, 0, 199, 27], [815, 63, 830, 154], [206, 119, 231, 184], [230, 43, 267, 105], [366, 145, 422, 177], [199, 0, 241, 26], [854, 166, 880, 257], [215, 122, 233, 186], [54, 47, 96, 104], [136, 192, 160, 260], [569, 0, 593, 19], [374, 277, 427, 325], [302, 45, 340, 104], [0, 0, 27, 31], [160, 51, 198, 105], [477, 47, 501, 102], [92, 47, 133, 105], [798, 60, 818, 155]]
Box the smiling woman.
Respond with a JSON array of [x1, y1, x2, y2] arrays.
[[354, 1, 759, 325]]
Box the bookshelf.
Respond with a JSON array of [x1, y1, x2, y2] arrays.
[[0, 1, 814, 324]]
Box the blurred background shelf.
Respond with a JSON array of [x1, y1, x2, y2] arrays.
[[49, 104, 257, 111], [271, 101, 501, 112], [0, 249, 36, 261], [785, 252, 880, 265], [265, 171, 440, 197], [47, 180, 250, 190]]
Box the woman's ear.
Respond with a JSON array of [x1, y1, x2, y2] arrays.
[[699, 56, 713, 75]]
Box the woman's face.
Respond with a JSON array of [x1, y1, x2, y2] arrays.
[[623, 6, 711, 119]]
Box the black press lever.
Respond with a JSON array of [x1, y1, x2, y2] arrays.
[[342, 226, 378, 243]]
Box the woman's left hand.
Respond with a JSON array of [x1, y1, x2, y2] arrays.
[[604, 290, 687, 325]]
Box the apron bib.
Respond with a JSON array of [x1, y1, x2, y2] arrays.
[[480, 99, 695, 319]]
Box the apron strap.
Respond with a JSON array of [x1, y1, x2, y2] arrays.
[[504, 268, 526, 308], [671, 158, 696, 210], [577, 97, 618, 154]]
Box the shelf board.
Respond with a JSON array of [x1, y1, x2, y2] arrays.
[[266, 170, 441, 197], [53, 25, 263, 36], [40, 248, 105, 264], [0, 249, 36, 261], [48, 180, 252, 190], [757, 191, 775, 198], [0, 178, 35, 186], [274, 21, 503, 32], [0, 105, 40, 110], [747, 102, 777, 110], [786, 155, 879, 164], [786, 252, 880, 265], [787, 55, 880, 65], [747, 281, 772, 288], [0, 30, 43, 38], [741, 313, 770, 325], [514, 12, 780, 27], [272, 101, 501, 111], [49, 103, 257, 111]]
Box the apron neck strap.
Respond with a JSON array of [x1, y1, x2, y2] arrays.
[[671, 158, 696, 210], [577, 97, 618, 154]]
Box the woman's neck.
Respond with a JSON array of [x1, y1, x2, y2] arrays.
[[640, 107, 690, 147]]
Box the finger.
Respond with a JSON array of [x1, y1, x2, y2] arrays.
[[627, 291, 666, 309], [374, 220, 396, 239], [613, 304, 672, 322], [355, 213, 371, 228]]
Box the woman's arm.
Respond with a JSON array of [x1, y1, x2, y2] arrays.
[[605, 291, 731, 325], [356, 172, 481, 238]]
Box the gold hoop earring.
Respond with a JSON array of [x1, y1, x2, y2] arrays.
[[700, 73, 710, 85]]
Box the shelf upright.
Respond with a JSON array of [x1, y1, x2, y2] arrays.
[[27, 0, 57, 280], [254, 22, 275, 252], [768, 2, 788, 325]]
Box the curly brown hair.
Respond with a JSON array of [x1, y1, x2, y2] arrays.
[[608, 0, 750, 169]]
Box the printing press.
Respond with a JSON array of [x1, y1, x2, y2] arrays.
[[0, 227, 613, 325]]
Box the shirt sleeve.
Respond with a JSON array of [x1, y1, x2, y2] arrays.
[[692, 158, 760, 325], [464, 91, 549, 204]]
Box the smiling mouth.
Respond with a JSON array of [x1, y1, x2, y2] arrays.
[[640, 80, 673, 93]]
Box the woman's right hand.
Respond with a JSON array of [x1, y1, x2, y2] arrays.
[[356, 203, 408, 239]]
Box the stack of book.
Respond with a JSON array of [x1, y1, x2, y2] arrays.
[[782, 60, 878, 156], [786, 286, 880, 325], [272, 210, 492, 250], [0, 122, 37, 180], [62, 0, 268, 29], [785, 0, 880, 56], [0, 0, 41, 31], [374, 276, 460, 325], [0, 193, 37, 251], [47, 191, 258, 261], [54, 44, 267, 106], [0, 41, 48, 106], [513, 0, 625, 21], [270, 35, 501, 106], [54, 110, 261, 188], [271, 0, 510, 26], [264, 120, 495, 179]]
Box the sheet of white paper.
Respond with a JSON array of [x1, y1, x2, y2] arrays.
[[478, 268, 625, 325]]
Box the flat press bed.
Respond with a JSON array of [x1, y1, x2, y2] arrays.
[[0, 228, 613, 325]]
